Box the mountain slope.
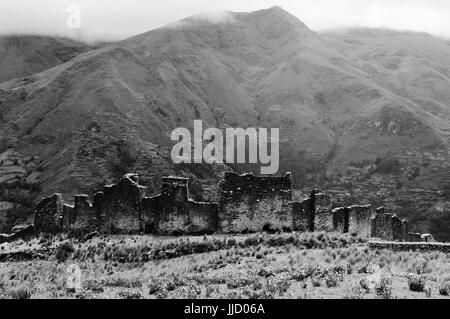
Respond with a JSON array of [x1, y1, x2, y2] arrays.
[[0, 35, 92, 83], [0, 7, 449, 237]]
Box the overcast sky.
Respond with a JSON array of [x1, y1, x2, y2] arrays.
[[1, 0, 450, 42]]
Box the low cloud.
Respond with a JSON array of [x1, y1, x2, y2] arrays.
[[191, 11, 236, 24], [1, 0, 450, 42]]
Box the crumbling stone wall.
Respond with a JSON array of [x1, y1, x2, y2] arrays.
[[62, 204, 74, 232], [142, 195, 160, 234], [391, 215, 403, 241], [332, 207, 348, 233], [186, 201, 218, 235], [293, 198, 313, 232], [218, 173, 293, 233], [369, 241, 450, 253], [141, 178, 218, 235], [96, 174, 145, 234], [348, 205, 373, 238], [314, 193, 333, 232], [156, 177, 190, 235], [421, 234, 435, 243], [31, 172, 424, 242], [64, 195, 98, 235], [371, 208, 393, 241], [408, 232, 423, 242], [34, 194, 64, 234], [401, 220, 408, 242]]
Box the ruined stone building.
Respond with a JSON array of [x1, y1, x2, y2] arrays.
[[31, 172, 429, 242], [217, 173, 293, 234]]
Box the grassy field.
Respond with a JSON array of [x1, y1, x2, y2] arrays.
[[1, 232, 450, 299]]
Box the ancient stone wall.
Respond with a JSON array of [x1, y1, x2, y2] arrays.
[[34, 194, 64, 234], [408, 232, 423, 242], [332, 207, 348, 233], [217, 172, 293, 233], [371, 208, 394, 241], [348, 205, 373, 238], [62, 204, 74, 232], [401, 220, 408, 242], [421, 234, 435, 243], [392, 215, 403, 241], [314, 193, 333, 232], [156, 177, 190, 235], [30, 172, 429, 242], [293, 198, 313, 232], [96, 174, 145, 234], [141, 195, 160, 234], [67, 195, 98, 234], [186, 201, 218, 235], [369, 241, 450, 253]]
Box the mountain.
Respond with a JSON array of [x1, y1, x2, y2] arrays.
[[0, 7, 449, 238], [0, 35, 92, 83]]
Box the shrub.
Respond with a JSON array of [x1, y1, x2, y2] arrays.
[[226, 238, 237, 248], [375, 277, 393, 299], [407, 274, 426, 292], [179, 283, 201, 299], [55, 241, 75, 262], [84, 280, 104, 293], [325, 275, 338, 288], [359, 278, 372, 293], [265, 275, 291, 297], [226, 273, 255, 289], [311, 276, 322, 287], [119, 290, 143, 299], [9, 285, 31, 299], [439, 281, 450, 296]]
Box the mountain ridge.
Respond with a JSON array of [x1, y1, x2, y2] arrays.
[[0, 7, 449, 238]]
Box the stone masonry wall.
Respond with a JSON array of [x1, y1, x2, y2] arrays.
[[217, 172, 293, 233], [332, 207, 348, 233], [141, 195, 160, 234], [392, 216, 403, 241], [34, 194, 64, 234], [314, 193, 333, 232], [68, 195, 98, 234], [371, 208, 394, 241], [293, 198, 313, 232], [31, 172, 430, 242], [348, 205, 373, 238], [146, 177, 218, 235], [401, 220, 408, 242], [96, 174, 145, 234]]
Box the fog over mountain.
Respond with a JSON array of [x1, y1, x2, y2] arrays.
[[2, 0, 450, 42], [0, 6, 449, 239]]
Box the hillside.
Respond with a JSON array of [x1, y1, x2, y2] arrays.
[[0, 7, 449, 237], [0, 35, 92, 83]]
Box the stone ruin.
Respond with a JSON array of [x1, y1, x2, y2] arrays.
[[370, 207, 411, 242], [25, 172, 435, 242], [218, 173, 293, 233]]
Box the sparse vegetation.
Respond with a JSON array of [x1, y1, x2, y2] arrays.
[[55, 241, 75, 263], [407, 274, 426, 292], [0, 233, 450, 299], [439, 281, 450, 296], [373, 158, 402, 175]]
